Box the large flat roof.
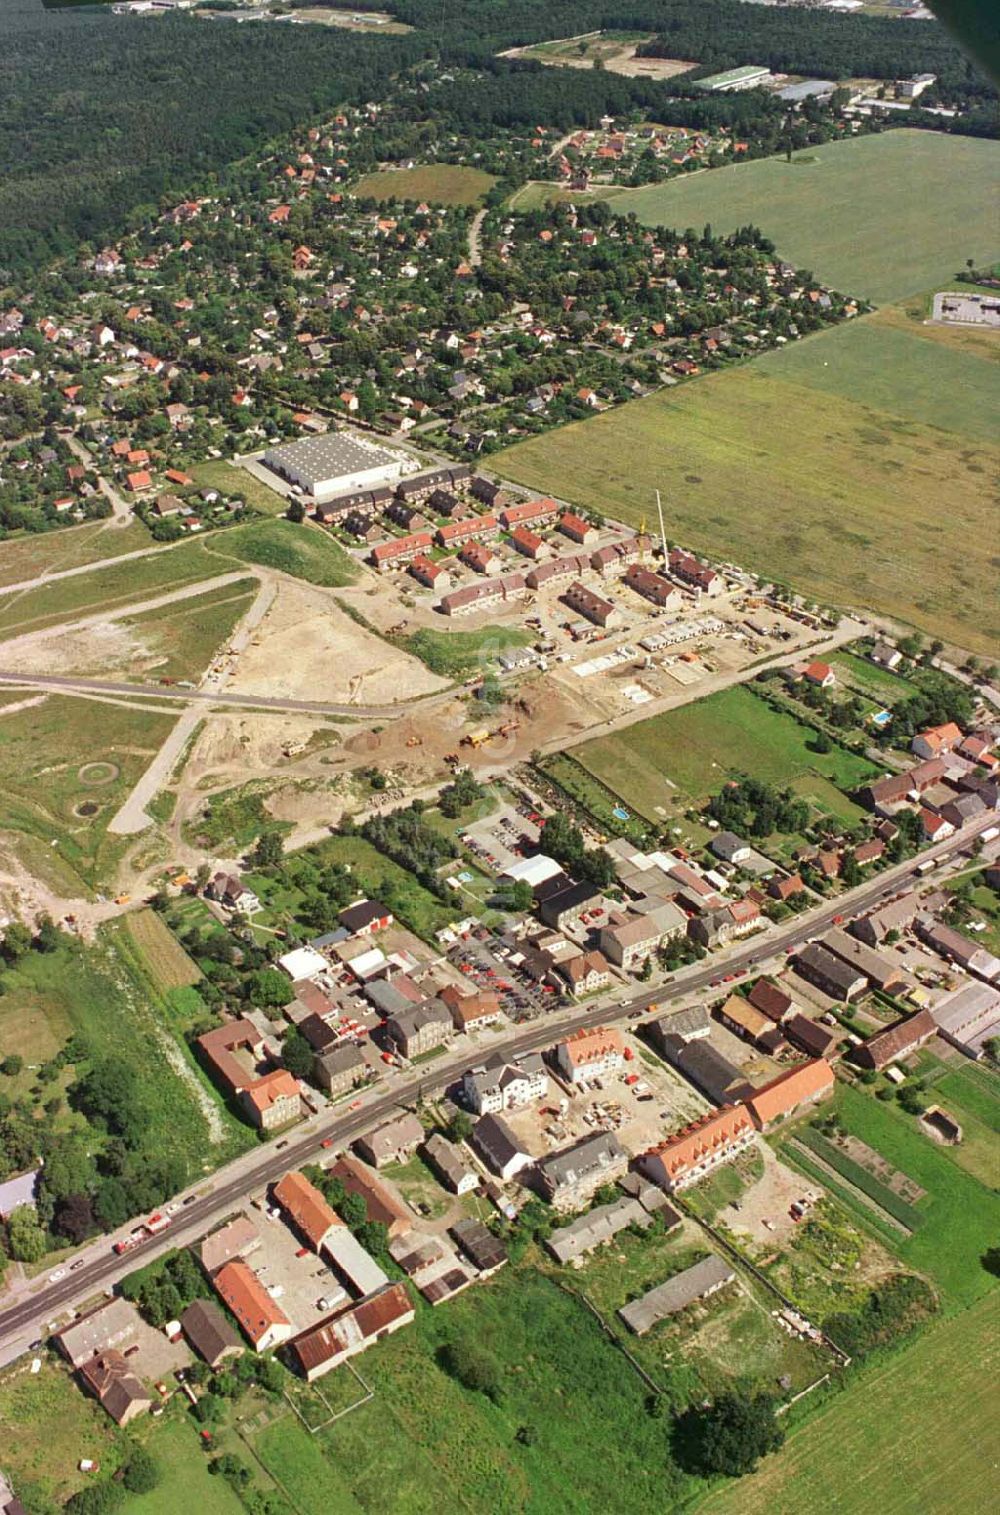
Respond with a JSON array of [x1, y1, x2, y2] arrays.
[[263, 429, 404, 484]]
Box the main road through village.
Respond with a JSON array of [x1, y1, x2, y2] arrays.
[[0, 818, 989, 1368]]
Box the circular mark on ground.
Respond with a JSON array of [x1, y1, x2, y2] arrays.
[[78, 761, 120, 787], [75, 801, 100, 818]]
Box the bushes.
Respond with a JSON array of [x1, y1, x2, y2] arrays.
[[823, 1272, 937, 1358], [119, 1247, 211, 1328], [439, 1334, 504, 1401]]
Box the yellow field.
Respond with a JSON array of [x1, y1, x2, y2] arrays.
[[124, 907, 202, 990], [700, 1293, 1000, 1515]]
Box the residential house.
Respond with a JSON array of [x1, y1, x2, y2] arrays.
[[409, 554, 451, 591], [646, 1004, 711, 1045], [499, 498, 559, 531], [460, 541, 501, 575], [623, 564, 681, 609], [558, 513, 597, 546], [794, 942, 868, 1002], [561, 580, 620, 628], [385, 1000, 452, 1059], [802, 660, 835, 688], [470, 1113, 532, 1180], [912, 722, 964, 760], [438, 984, 504, 1033], [555, 950, 612, 997], [915, 917, 1000, 983], [639, 1106, 756, 1192], [180, 1299, 243, 1369], [820, 927, 910, 994], [689, 899, 762, 950], [535, 1132, 628, 1209], [747, 978, 793, 1022], [315, 1042, 366, 1096], [273, 1170, 341, 1253], [355, 1111, 424, 1169], [510, 524, 549, 561], [78, 1352, 152, 1427], [851, 893, 919, 947], [55, 1298, 141, 1369], [554, 1026, 625, 1085], [338, 899, 393, 937], [744, 1059, 834, 1130], [240, 1069, 301, 1132], [545, 1195, 651, 1264], [329, 1156, 411, 1238], [870, 639, 902, 671], [717, 994, 785, 1052], [462, 1052, 547, 1114], [711, 832, 753, 865], [422, 1133, 479, 1195], [537, 879, 604, 932], [599, 901, 686, 970], [769, 872, 805, 902], [213, 1261, 292, 1351], [200, 1215, 261, 1276]]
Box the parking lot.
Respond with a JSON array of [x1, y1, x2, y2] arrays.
[[243, 1202, 349, 1333], [447, 925, 563, 1022], [461, 802, 542, 874]]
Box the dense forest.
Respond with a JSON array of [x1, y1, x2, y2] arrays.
[[0, 0, 423, 272], [3, 0, 993, 277], [636, 0, 995, 98]]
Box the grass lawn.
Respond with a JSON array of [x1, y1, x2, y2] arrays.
[[573, 685, 875, 821], [0, 694, 175, 893], [124, 1416, 246, 1515], [829, 649, 913, 705], [699, 1292, 1000, 1515], [109, 578, 257, 682], [251, 1268, 701, 1513], [0, 518, 152, 589], [754, 309, 1000, 446], [399, 624, 533, 680], [946, 871, 1000, 957], [351, 164, 496, 206], [211, 518, 357, 587], [0, 1358, 124, 1509], [611, 131, 1000, 302], [193, 459, 288, 515], [311, 834, 458, 941], [495, 361, 1000, 655], [0, 540, 226, 639], [824, 1082, 1000, 1309]]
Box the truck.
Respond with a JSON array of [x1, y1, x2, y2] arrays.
[[144, 1212, 172, 1236]]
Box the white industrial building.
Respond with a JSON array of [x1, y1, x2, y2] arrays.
[[262, 429, 408, 503]]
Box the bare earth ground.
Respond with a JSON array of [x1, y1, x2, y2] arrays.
[[503, 37, 695, 80], [226, 580, 448, 705]]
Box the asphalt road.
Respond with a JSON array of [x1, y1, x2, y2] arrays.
[[0, 820, 984, 1360]]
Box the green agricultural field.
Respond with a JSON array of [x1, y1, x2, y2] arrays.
[[754, 309, 1000, 446], [0, 694, 175, 892], [573, 685, 875, 823], [0, 540, 226, 638], [612, 131, 1000, 303], [351, 164, 496, 206], [213, 518, 357, 587], [496, 362, 1000, 655], [700, 1293, 1000, 1515], [819, 1083, 1000, 1309], [123, 907, 202, 991], [0, 518, 152, 589]]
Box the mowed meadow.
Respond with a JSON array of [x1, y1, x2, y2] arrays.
[[611, 131, 1000, 303]]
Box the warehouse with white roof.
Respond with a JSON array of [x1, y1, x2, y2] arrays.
[[262, 429, 408, 503]]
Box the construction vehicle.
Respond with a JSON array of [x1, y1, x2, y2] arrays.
[[460, 728, 492, 749]]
